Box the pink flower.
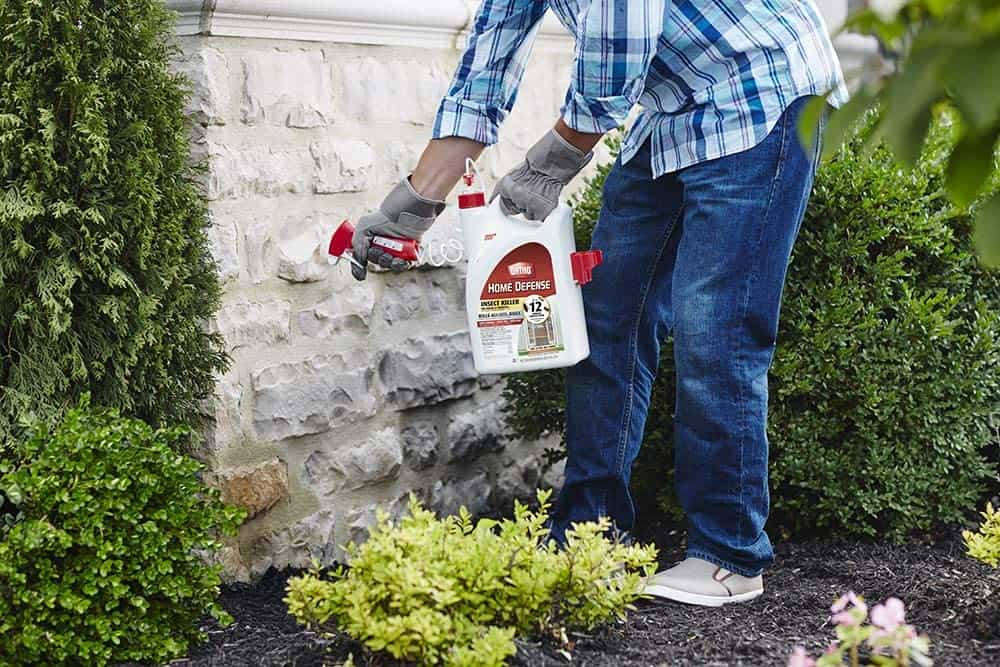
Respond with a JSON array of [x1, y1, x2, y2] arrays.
[[787, 646, 816, 667], [830, 591, 868, 626], [871, 597, 906, 631], [831, 591, 863, 614]]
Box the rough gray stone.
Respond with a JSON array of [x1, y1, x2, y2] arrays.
[[276, 217, 331, 283], [381, 275, 424, 324], [341, 58, 450, 125], [427, 273, 463, 314], [198, 376, 244, 457], [401, 421, 440, 471], [173, 45, 229, 126], [207, 217, 240, 284], [492, 458, 542, 511], [207, 143, 312, 200], [241, 50, 332, 127], [303, 427, 403, 493], [251, 354, 376, 441], [446, 403, 506, 463], [244, 219, 275, 285], [379, 332, 477, 410], [431, 471, 491, 517], [249, 510, 336, 578], [298, 283, 376, 338], [478, 374, 503, 389], [213, 299, 291, 349], [311, 140, 376, 194], [345, 494, 410, 546]]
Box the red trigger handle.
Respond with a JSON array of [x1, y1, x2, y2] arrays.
[[328, 220, 420, 263]]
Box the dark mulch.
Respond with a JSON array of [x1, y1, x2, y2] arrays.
[[171, 532, 1000, 667]]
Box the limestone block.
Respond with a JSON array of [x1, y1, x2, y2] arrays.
[[207, 216, 240, 285], [385, 142, 419, 182], [276, 216, 332, 283], [446, 402, 506, 463], [173, 45, 229, 126], [241, 50, 332, 127], [249, 510, 337, 577], [311, 140, 376, 194], [215, 458, 289, 519], [431, 471, 491, 517], [379, 332, 477, 409], [492, 458, 542, 511], [207, 143, 312, 200], [427, 272, 463, 315], [381, 274, 424, 324], [298, 281, 376, 338], [213, 299, 291, 349], [341, 57, 451, 125], [401, 421, 440, 471], [478, 374, 503, 390], [303, 427, 403, 493], [198, 376, 244, 457], [345, 494, 410, 545], [251, 353, 376, 441], [214, 544, 251, 583]]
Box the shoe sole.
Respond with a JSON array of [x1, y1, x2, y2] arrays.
[[642, 583, 763, 607]]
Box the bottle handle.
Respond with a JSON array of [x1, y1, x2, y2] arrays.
[[489, 196, 567, 227]]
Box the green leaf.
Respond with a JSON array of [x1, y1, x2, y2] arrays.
[[973, 194, 1000, 266], [946, 127, 1000, 206]]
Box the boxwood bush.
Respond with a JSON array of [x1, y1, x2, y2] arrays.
[[505, 120, 1000, 539], [0, 0, 227, 442], [286, 492, 657, 667], [0, 400, 242, 665]]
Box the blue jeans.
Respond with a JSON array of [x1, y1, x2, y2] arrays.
[[550, 96, 821, 577]]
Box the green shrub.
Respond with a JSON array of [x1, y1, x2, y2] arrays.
[[505, 119, 1000, 539], [0, 400, 243, 665], [0, 0, 227, 442], [285, 491, 657, 667]]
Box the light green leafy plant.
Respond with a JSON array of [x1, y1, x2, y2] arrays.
[[285, 490, 657, 667], [964, 502, 1000, 567], [0, 399, 244, 666]]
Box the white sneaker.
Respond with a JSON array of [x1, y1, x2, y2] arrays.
[[642, 557, 763, 607]]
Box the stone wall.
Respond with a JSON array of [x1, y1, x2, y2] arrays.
[[174, 34, 581, 580], [169, 1, 872, 580]]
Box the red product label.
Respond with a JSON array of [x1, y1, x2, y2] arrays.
[[480, 243, 556, 299]]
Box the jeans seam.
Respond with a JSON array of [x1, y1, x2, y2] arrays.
[[733, 102, 793, 543], [613, 203, 684, 481]]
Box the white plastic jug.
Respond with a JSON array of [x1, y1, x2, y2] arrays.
[[458, 166, 602, 375]]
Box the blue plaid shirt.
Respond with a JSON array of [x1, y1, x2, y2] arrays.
[[433, 0, 848, 177]]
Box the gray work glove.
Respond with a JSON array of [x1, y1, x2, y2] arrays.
[[491, 129, 593, 221], [352, 177, 446, 281]]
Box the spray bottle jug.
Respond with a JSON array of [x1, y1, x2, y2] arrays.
[[459, 160, 603, 375]]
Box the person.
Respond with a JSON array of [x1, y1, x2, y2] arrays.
[[351, 0, 847, 607]]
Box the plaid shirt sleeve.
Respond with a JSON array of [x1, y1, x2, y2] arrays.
[[433, 1, 550, 146], [561, 0, 664, 134]]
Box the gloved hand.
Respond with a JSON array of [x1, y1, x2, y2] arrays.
[[491, 129, 593, 221], [352, 177, 446, 281]]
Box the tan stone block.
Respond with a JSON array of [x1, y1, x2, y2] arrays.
[[217, 458, 289, 519]]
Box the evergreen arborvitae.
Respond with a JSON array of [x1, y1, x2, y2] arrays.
[[0, 1, 227, 442]]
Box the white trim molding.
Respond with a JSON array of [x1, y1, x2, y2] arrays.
[[165, 0, 573, 51]]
